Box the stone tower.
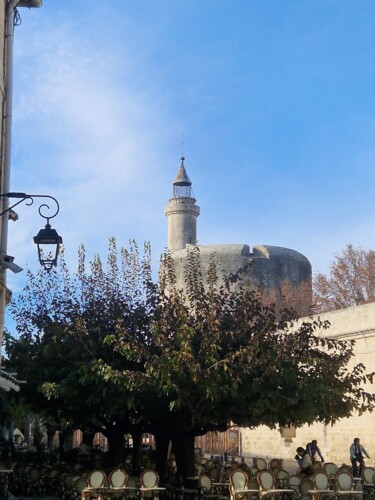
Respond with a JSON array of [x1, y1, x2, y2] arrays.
[[165, 157, 312, 296], [164, 157, 200, 253]]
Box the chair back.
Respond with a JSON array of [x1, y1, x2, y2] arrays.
[[362, 467, 375, 485], [336, 472, 353, 491], [312, 462, 323, 471], [300, 479, 314, 500], [204, 460, 214, 470], [230, 470, 248, 492], [269, 459, 283, 470], [29, 467, 41, 481], [258, 469, 275, 491], [208, 465, 221, 481], [323, 462, 338, 478], [248, 479, 259, 491], [275, 469, 290, 488], [313, 471, 330, 490], [250, 466, 259, 477], [219, 470, 231, 482], [87, 470, 106, 488], [110, 468, 128, 488], [74, 477, 88, 495], [338, 465, 352, 474], [140, 469, 159, 489], [199, 474, 213, 494], [196, 464, 204, 477], [288, 475, 301, 492], [254, 457, 268, 470]]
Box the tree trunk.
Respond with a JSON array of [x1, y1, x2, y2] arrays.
[[64, 426, 74, 451], [131, 429, 143, 474], [155, 432, 170, 481], [46, 428, 56, 450], [106, 427, 125, 468], [171, 433, 195, 483], [81, 430, 95, 447]]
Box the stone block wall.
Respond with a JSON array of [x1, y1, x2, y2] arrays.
[[240, 302, 375, 466]]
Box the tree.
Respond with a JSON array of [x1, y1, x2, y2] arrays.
[[4, 242, 375, 481], [313, 244, 375, 313], [99, 247, 375, 479], [259, 279, 313, 318], [4, 239, 158, 467]]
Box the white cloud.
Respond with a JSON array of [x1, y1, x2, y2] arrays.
[[8, 13, 175, 282]]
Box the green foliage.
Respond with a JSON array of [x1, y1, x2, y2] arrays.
[[3, 241, 375, 470], [106, 246, 375, 434], [4, 239, 157, 440]]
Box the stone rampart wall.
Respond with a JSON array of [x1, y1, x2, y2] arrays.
[[240, 302, 375, 466]]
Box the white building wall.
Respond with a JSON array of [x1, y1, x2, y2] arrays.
[[240, 301, 375, 466]]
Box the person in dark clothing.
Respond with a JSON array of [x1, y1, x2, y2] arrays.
[[350, 437, 370, 477], [306, 439, 325, 463], [295, 446, 315, 477]]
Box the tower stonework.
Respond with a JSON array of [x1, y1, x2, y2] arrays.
[[165, 158, 312, 294], [165, 157, 200, 253]]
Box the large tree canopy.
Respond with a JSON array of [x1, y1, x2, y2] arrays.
[[4, 240, 375, 478], [313, 243, 375, 312]]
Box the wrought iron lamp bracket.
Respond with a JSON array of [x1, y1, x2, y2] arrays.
[[0, 192, 60, 220]]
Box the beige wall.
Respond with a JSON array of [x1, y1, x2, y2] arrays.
[[240, 301, 375, 466]]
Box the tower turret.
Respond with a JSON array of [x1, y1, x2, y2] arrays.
[[165, 157, 200, 252]]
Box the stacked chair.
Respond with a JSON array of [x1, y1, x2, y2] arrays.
[[257, 469, 294, 499], [198, 474, 221, 499], [300, 479, 313, 500], [308, 471, 335, 500], [335, 470, 362, 500], [322, 463, 338, 490], [362, 467, 375, 500], [139, 469, 166, 499], [82, 469, 107, 499], [229, 469, 259, 500], [288, 476, 301, 498]]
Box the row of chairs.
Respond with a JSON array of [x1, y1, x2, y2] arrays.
[[81, 468, 165, 499], [230, 468, 369, 500], [2, 462, 165, 499]]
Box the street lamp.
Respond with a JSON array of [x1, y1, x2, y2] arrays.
[[0, 192, 62, 271], [33, 222, 62, 271]]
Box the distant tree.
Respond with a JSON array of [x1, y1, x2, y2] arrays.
[[260, 279, 313, 318], [313, 244, 375, 313]]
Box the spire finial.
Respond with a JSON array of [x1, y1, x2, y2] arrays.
[[180, 133, 185, 163]]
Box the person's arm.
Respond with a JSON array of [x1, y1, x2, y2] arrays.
[[317, 445, 324, 461], [361, 445, 370, 458], [350, 444, 356, 460]]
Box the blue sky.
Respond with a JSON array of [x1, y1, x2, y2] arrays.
[[6, 0, 375, 302]]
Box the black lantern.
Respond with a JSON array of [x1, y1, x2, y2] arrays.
[[0, 192, 62, 270], [33, 221, 63, 271]]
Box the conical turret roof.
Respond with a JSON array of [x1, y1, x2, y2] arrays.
[[173, 157, 191, 186]]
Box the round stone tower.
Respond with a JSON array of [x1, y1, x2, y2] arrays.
[[165, 157, 200, 252], [164, 156, 312, 300]]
